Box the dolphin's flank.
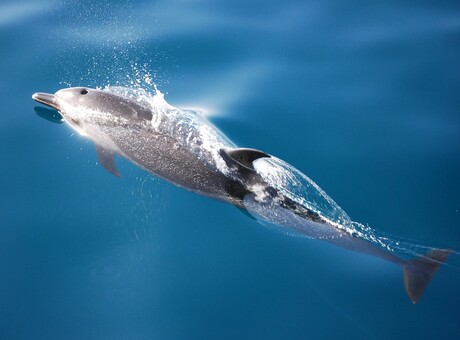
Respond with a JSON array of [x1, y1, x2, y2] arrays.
[[32, 87, 451, 303]]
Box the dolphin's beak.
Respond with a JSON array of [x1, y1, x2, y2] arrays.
[[32, 92, 60, 111]]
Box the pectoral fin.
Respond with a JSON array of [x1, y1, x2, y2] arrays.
[[96, 145, 120, 177]]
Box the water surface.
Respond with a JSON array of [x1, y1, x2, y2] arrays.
[[1, 1, 460, 339]]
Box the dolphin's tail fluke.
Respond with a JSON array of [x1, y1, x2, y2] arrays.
[[402, 249, 451, 304]]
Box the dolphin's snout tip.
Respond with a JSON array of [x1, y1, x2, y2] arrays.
[[32, 92, 59, 111], [32, 92, 47, 101]]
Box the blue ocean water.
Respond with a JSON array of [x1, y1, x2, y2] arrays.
[[1, 0, 460, 339]]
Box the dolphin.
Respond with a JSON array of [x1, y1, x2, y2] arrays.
[[33, 86, 450, 303]]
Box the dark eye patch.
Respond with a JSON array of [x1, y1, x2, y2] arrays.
[[80, 89, 88, 95]]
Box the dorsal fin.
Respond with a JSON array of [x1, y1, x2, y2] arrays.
[[220, 148, 270, 173], [96, 145, 120, 177]]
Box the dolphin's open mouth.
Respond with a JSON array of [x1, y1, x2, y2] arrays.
[[32, 92, 60, 111]]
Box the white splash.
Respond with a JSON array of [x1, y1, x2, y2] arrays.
[[103, 85, 235, 175], [253, 156, 353, 230]]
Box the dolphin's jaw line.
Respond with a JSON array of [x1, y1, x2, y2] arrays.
[[32, 92, 60, 111]]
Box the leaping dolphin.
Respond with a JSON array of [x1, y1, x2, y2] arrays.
[[32, 86, 451, 303]]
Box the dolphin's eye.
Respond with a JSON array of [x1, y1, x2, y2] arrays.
[[80, 89, 88, 95]]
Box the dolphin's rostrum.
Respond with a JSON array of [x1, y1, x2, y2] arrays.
[[32, 86, 451, 303]]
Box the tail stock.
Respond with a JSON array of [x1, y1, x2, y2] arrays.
[[403, 249, 451, 304]]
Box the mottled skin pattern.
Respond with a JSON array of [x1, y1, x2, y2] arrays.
[[34, 87, 241, 204], [32, 86, 451, 304]]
